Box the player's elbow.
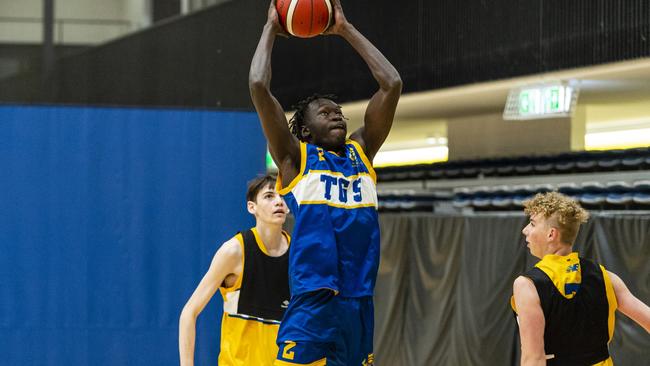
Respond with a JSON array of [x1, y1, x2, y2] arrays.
[[248, 76, 262, 90], [248, 73, 269, 94], [390, 75, 403, 90], [249, 81, 269, 101], [384, 75, 402, 93], [180, 304, 199, 323]]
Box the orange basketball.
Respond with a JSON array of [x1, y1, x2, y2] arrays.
[[276, 0, 333, 38]]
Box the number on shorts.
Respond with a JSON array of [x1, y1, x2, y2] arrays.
[[282, 341, 296, 360]]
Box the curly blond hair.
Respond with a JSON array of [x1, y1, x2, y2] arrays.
[[523, 191, 590, 244]]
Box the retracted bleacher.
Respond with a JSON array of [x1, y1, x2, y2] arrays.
[[377, 147, 650, 212]]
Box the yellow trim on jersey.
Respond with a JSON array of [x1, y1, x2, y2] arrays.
[[251, 227, 269, 255], [347, 139, 377, 183], [219, 233, 245, 299], [592, 356, 614, 366], [275, 358, 327, 366], [252, 228, 292, 255], [306, 169, 374, 180], [535, 252, 581, 299], [299, 201, 377, 209], [277, 142, 308, 195], [283, 230, 291, 247], [600, 265, 618, 343]]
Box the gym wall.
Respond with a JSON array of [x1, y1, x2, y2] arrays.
[[0, 105, 266, 365]]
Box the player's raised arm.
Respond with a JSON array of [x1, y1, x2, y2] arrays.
[[249, 1, 301, 183], [326, 0, 402, 162]]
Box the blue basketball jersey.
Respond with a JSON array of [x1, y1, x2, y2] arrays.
[[276, 140, 380, 297]]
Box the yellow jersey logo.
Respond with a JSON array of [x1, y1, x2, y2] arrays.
[[362, 353, 375, 365], [348, 147, 359, 167]]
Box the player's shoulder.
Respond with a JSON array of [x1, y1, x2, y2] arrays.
[[347, 134, 367, 152], [604, 269, 622, 286], [215, 235, 244, 261], [513, 275, 535, 290], [513, 275, 542, 308]]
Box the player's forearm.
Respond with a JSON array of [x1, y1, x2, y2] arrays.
[[338, 24, 401, 92], [611, 271, 650, 333], [626, 297, 650, 333], [178, 311, 198, 366], [249, 23, 277, 92]]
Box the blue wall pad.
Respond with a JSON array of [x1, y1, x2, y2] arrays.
[[0, 105, 266, 365]]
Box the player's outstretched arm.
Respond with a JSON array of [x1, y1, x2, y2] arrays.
[[609, 271, 650, 333], [513, 276, 548, 366], [326, 0, 402, 161], [179, 238, 242, 366], [249, 0, 301, 183]]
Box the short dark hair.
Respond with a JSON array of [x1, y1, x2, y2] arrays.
[[246, 174, 277, 203], [288, 93, 337, 141]]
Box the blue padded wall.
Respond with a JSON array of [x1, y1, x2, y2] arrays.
[[0, 105, 266, 365]]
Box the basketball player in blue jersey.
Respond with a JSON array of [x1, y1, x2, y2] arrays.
[[179, 175, 291, 366], [250, 0, 401, 365], [511, 192, 650, 366]]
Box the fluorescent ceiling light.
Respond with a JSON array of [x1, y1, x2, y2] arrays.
[[585, 128, 650, 150], [267, 145, 450, 170], [374, 146, 448, 167]]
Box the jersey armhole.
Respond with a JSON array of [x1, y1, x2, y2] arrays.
[[600, 265, 617, 342], [277, 142, 308, 195], [219, 233, 245, 299], [347, 139, 377, 183]]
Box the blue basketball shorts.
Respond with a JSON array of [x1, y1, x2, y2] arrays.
[[275, 289, 375, 366]]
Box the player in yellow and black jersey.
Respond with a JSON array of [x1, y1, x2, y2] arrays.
[[512, 192, 650, 366], [179, 175, 291, 366]]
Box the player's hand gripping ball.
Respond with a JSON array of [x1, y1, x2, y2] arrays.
[[276, 0, 333, 38]]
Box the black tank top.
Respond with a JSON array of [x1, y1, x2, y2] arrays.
[[524, 257, 610, 365], [237, 229, 291, 322]]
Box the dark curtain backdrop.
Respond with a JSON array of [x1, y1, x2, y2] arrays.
[[375, 213, 650, 366], [2, 0, 649, 108]]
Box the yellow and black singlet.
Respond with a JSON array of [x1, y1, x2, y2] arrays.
[[218, 228, 291, 366], [513, 253, 617, 366]]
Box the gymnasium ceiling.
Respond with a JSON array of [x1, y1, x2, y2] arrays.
[[338, 58, 650, 148]]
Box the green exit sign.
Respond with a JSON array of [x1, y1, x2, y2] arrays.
[[518, 89, 540, 115], [545, 86, 562, 113], [505, 83, 577, 120], [266, 150, 278, 171]]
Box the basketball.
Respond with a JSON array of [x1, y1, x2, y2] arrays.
[[276, 0, 333, 38]]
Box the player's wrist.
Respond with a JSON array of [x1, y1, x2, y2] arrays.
[[336, 22, 355, 37], [263, 19, 280, 33], [264, 21, 278, 33]]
